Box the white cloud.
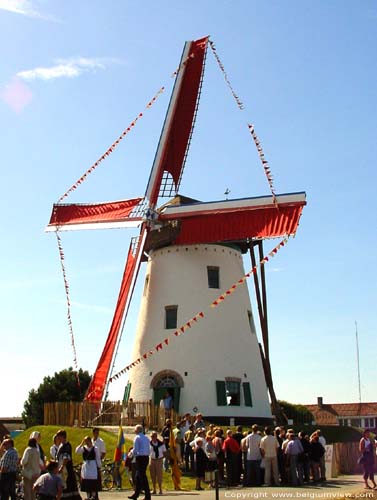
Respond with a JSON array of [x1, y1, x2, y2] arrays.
[[17, 57, 116, 82], [0, 0, 52, 20]]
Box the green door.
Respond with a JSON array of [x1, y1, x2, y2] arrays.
[[153, 388, 167, 407]]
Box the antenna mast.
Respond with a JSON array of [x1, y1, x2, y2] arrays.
[[355, 320, 362, 404]]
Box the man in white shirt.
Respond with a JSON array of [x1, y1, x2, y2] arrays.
[[92, 428, 106, 460], [129, 425, 151, 500], [245, 424, 262, 486], [260, 427, 279, 486]]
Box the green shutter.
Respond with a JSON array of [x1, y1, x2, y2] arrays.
[[243, 382, 252, 407], [216, 381, 227, 406], [123, 382, 131, 404]]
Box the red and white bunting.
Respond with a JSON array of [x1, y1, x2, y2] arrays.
[[55, 233, 80, 388], [58, 87, 165, 203], [208, 38, 278, 204], [209, 40, 244, 111], [108, 238, 289, 383], [171, 52, 195, 77], [248, 124, 277, 205]]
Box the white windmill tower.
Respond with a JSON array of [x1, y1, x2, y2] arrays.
[[47, 36, 306, 424]]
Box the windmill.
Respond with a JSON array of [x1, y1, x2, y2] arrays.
[[47, 36, 306, 424]]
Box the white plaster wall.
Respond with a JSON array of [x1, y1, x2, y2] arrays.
[[127, 243, 271, 419]]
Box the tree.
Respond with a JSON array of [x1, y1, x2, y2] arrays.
[[277, 400, 314, 426], [22, 367, 91, 427]]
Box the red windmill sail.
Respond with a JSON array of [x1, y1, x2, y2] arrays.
[[160, 193, 306, 244], [85, 229, 147, 401], [145, 36, 208, 205], [46, 197, 143, 231]]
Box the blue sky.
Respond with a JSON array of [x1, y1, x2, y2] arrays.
[[1, 0, 376, 417]]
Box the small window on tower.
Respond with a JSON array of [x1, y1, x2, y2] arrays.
[[225, 378, 241, 406], [165, 305, 178, 329], [207, 266, 220, 288], [247, 310, 256, 333]]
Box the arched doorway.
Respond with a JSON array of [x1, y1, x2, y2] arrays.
[[151, 370, 184, 413]]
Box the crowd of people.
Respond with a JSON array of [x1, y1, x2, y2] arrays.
[[0, 419, 328, 500], [0, 427, 107, 500], [139, 415, 329, 490], [123, 413, 331, 498], [3, 416, 376, 499]]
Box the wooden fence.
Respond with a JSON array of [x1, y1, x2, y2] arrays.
[[333, 441, 363, 474], [44, 400, 178, 429]]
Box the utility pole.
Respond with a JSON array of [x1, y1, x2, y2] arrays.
[[355, 321, 362, 404]]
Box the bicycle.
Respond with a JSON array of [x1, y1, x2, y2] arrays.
[[100, 460, 114, 490], [73, 464, 82, 488], [74, 459, 121, 491], [72, 460, 117, 491]]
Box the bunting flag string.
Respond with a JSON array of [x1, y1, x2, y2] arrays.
[[209, 40, 244, 110], [108, 237, 289, 383], [248, 123, 277, 206], [58, 87, 165, 203], [171, 52, 195, 77], [209, 38, 278, 203], [55, 232, 80, 388]]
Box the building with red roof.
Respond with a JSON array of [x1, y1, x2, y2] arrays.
[[305, 397, 377, 429]]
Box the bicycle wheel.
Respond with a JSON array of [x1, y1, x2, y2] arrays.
[[15, 480, 24, 500], [15, 468, 24, 500], [102, 472, 113, 490], [74, 467, 82, 489]]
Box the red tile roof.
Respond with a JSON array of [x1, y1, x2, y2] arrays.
[[305, 402, 377, 425]]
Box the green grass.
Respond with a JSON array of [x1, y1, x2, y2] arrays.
[[13, 426, 198, 492], [13, 425, 121, 466]]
